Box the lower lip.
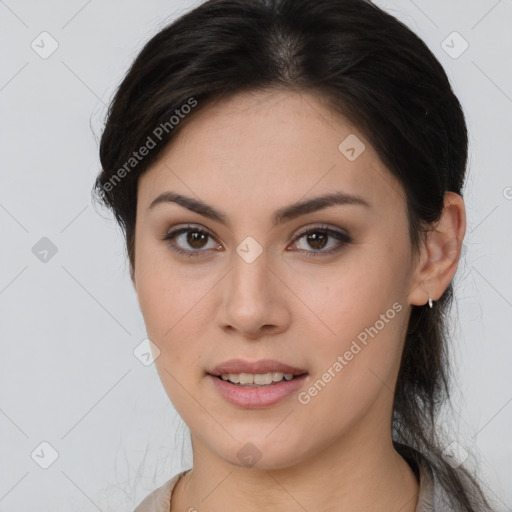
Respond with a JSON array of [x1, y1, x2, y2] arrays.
[[208, 374, 309, 408]]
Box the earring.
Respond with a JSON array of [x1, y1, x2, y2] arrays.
[[428, 296, 433, 308]]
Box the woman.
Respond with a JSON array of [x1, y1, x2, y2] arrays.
[[94, 0, 493, 510]]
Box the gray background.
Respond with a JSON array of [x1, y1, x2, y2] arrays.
[[1, 0, 511, 510]]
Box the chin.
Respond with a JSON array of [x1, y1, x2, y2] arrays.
[[207, 433, 309, 471]]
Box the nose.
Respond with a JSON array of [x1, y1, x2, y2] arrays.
[[217, 249, 291, 339]]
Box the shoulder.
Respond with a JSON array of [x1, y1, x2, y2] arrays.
[[416, 457, 460, 512], [133, 470, 190, 512], [396, 443, 466, 512], [415, 453, 437, 512]]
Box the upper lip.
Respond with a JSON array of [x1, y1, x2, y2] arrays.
[[209, 359, 308, 376]]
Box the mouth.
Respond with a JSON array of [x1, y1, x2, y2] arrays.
[[213, 371, 307, 387], [208, 358, 308, 387], [206, 359, 309, 407]]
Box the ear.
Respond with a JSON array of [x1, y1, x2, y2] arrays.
[[408, 191, 466, 306]]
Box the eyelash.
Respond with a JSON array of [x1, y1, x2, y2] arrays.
[[162, 224, 352, 259]]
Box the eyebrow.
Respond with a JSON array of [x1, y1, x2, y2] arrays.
[[148, 190, 371, 226]]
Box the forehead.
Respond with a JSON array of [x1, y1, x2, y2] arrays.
[[138, 89, 405, 215]]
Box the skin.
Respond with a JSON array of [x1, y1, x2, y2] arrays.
[[132, 88, 466, 512]]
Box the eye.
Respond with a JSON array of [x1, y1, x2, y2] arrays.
[[162, 224, 221, 258], [162, 223, 352, 259], [290, 225, 352, 257]]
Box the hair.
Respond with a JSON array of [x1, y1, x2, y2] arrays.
[[93, 0, 493, 509]]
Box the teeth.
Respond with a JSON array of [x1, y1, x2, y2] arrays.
[[219, 372, 296, 385], [240, 373, 254, 385]]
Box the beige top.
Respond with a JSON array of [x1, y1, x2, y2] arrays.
[[133, 451, 453, 512]]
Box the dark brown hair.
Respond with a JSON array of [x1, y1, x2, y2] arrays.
[[94, 0, 492, 508]]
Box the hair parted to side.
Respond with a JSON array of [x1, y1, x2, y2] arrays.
[[93, 0, 492, 509]]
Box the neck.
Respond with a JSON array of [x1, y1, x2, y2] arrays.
[[172, 425, 420, 511]]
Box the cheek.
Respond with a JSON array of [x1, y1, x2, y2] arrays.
[[134, 249, 215, 377], [298, 301, 408, 431], [135, 264, 206, 405], [137, 271, 205, 342], [134, 237, 190, 334], [289, 240, 409, 383], [287, 244, 406, 330]]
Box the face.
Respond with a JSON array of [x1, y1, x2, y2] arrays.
[[133, 88, 418, 470]]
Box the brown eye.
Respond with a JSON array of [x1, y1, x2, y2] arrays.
[[305, 232, 328, 250], [291, 226, 352, 257], [186, 230, 209, 249], [163, 225, 220, 258]]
